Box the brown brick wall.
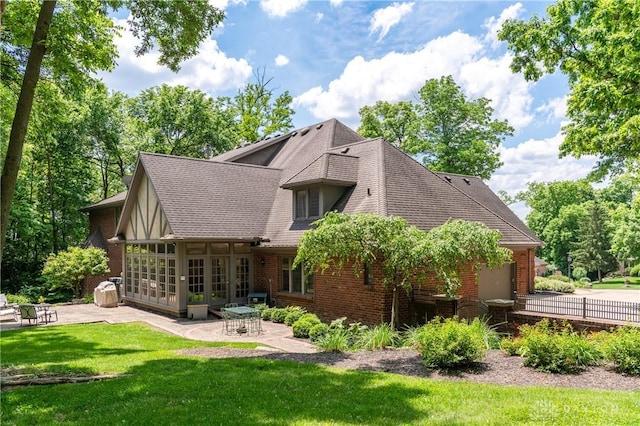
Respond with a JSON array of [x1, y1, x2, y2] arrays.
[[513, 249, 534, 295], [83, 207, 123, 296]]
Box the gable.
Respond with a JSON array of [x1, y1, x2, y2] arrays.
[[123, 171, 172, 241]]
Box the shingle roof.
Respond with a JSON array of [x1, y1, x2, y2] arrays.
[[80, 191, 126, 211], [116, 119, 540, 247]]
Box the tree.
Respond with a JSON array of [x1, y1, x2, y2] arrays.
[[610, 194, 640, 264], [42, 246, 110, 299], [571, 201, 617, 282], [1, 0, 225, 262], [128, 84, 238, 158], [294, 212, 511, 328], [498, 0, 640, 177], [231, 68, 295, 143], [357, 100, 418, 149]]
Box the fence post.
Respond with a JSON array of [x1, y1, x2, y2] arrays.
[[582, 297, 587, 319]]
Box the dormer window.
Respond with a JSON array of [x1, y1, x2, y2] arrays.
[[295, 187, 320, 219]]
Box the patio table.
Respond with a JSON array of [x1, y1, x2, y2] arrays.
[[223, 306, 262, 334]]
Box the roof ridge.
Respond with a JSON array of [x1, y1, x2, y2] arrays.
[[377, 140, 388, 216]]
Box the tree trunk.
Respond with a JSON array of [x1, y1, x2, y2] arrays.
[[0, 0, 56, 262]]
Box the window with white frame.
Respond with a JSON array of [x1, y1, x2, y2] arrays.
[[294, 187, 320, 219], [280, 257, 314, 294]]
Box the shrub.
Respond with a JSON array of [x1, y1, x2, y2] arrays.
[[252, 303, 267, 312], [553, 275, 571, 283], [534, 277, 575, 293], [415, 317, 488, 369], [261, 307, 275, 321], [572, 266, 587, 281], [316, 328, 350, 352], [6, 294, 30, 305], [517, 319, 601, 373], [309, 323, 329, 341], [284, 307, 307, 326], [355, 323, 400, 350], [270, 308, 289, 323], [500, 337, 523, 356], [292, 315, 321, 338], [630, 264, 640, 277], [601, 326, 640, 375]]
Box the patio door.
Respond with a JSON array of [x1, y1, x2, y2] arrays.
[[231, 256, 251, 304], [187, 258, 205, 300], [211, 257, 229, 304]]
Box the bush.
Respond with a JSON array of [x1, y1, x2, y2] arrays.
[[316, 328, 351, 352], [5, 294, 31, 305], [270, 308, 289, 323], [415, 317, 488, 369], [355, 323, 400, 350], [261, 307, 275, 321], [630, 264, 640, 277], [284, 307, 307, 326], [500, 337, 523, 356], [534, 277, 575, 293], [517, 319, 601, 373], [309, 323, 329, 341], [292, 315, 321, 338], [572, 266, 587, 281], [600, 326, 640, 375]]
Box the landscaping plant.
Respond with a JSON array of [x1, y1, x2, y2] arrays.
[[355, 323, 400, 350], [600, 326, 640, 375], [291, 314, 322, 338]]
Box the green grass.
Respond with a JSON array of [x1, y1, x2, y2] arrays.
[[2, 323, 639, 425], [590, 276, 640, 290]]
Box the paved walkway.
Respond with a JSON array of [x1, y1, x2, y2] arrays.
[[0, 304, 316, 353]]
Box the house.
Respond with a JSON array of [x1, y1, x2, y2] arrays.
[[534, 257, 548, 277], [105, 119, 542, 325]]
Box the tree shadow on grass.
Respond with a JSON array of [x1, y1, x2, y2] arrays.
[[2, 357, 432, 425]]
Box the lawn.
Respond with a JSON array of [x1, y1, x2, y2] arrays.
[[590, 276, 640, 290], [1, 323, 639, 425]]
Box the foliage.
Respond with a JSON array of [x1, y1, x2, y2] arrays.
[[357, 76, 513, 179], [414, 317, 489, 369], [294, 212, 510, 328], [571, 266, 587, 281], [261, 307, 275, 321], [5, 294, 31, 305], [534, 277, 575, 293], [270, 308, 289, 324], [354, 323, 400, 351], [308, 323, 329, 342], [42, 246, 109, 299], [291, 314, 321, 339], [600, 326, 640, 375], [284, 306, 307, 326], [630, 264, 640, 277], [315, 328, 351, 353], [188, 293, 205, 303], [610, 192, 640, 262], [500, 337, 523, 356], [516, 319, 601, 374], [499, 0, 640, 177]]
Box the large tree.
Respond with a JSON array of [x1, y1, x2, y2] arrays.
[[358, 76, 513, 180], [0, 0, 224, 262], [571, 201, 617, 282], [498, 0, 640, 177], [294, 212, 511, 328]]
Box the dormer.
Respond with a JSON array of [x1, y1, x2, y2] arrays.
[[281, 153, 358, 220]]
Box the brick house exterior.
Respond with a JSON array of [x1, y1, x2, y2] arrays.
[[97, 119, 541, 325]]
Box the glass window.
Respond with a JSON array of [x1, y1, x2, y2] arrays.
[[364, 263, 374, 285], [280, 256, 313, 295], [309, 187, 320, 217], [233, 243, 251, 254], [186, 242, 206, 255], [210, 242, 230, 254], [295, 190, 307, 219]]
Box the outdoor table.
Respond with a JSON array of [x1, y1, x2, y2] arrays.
[[223, 306, 262, 334], [35, 303, 57, 323]]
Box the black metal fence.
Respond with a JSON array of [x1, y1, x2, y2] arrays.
[[516, 293, 640, 323]]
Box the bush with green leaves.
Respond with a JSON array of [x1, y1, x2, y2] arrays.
[[292, 314, 321, 338], [354, 323, 400, 350], [500, 336, 523, 356], [261, 307, 275, 321], [534, 276, 575, 293], [414, 317, 489, 369], [42, 246, 110, 299], [572, 266, 587, 281], [270, 308, 289, 323], [630, 264, 640, 277], [600, 326, 640, 375], [309, 323, 329, 341], [5, 293, 31, 305], [316, 328, 351, 352], [284, 306, 307, 326], [516, 319, 601, 373]]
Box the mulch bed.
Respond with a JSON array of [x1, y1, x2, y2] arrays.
[[175, 347, 640, 392]]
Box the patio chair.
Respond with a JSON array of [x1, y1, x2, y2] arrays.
[[0, 294, 18, 322], [19, 304, 48, 326]]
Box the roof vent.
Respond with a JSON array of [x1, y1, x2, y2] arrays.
[[463, 178, 470, 185], [316, 123, 323, 130], [341, 147, 350, 154], [291, 131, 297, 137], [300, 127, 310, 136], [444, 176, 451, 182]]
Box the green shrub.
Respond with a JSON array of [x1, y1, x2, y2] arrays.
[[6, 294, 31, 305], [500, 337, 523, 356], [252, 303, 267, 312], [261, 307, 275, 321], [601, 326, 640, 375], [572, 266, 587, 281], [292, 315, 321, 338], [517, 319, 601, 373], [355, 323, 400, 350], [284, 307, 307, 326], [270, 308, 289, 323], [630, 264, 640, 277], [534, 277, 575, 293], [415, 317, 488, 369], [309, 323, 329, 341], [553, 275, 571, 283], [316, 328, 350, 352]]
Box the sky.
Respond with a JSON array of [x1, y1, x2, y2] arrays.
[[99, 0, 600, 220]]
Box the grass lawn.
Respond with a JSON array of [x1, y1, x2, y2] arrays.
[[1, 323, 639, 425], [590, 276, 640, 290]]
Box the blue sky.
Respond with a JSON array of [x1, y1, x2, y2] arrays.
[[100, 1, 599, 219]]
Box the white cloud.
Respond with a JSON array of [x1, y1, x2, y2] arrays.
[[101, 19, 252, 94], [275, 54, 290, 67], [488, 132, 599, 219], [315, 12, 324, 23], [482, 2, 524, 48], [370, 2, 415, 42], [260, 0, 307, 18], [536, 96, 568, 121], [330, 0, 344, 6]]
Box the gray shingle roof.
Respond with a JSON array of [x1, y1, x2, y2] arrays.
[[80, 191, 126, 211], [116, 119, 540, 247]]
